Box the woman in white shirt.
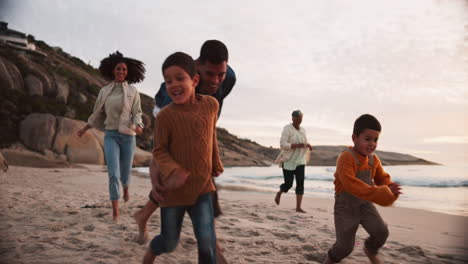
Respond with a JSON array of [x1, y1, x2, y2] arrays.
[[78, 51, 145, 222], [274, 110, 312, 213]]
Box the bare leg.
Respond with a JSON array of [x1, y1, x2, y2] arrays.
[[112, 200, 119, 222], [274, 191, 282, 205], [134, 200, 159, 244], [214, 221, 228, 264], [323, 255, 335, 264], [296, 194, 306, 213], [123, 187, 130, 202], [364, 248, 383, 264], [142, 247, 156, 264]]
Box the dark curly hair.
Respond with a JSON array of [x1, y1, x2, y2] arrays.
[[99, 51, 145, 84]]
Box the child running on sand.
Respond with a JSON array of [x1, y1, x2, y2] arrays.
[[324, 114, 401, 264], [142, 52, 223, 264]]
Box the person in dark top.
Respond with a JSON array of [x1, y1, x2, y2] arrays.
[[135, 40, 236, 263]]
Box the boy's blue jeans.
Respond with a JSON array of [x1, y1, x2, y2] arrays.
[[150, 192, 216, 263], [104, 130, 136, 201]]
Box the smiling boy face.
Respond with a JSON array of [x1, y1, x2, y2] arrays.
[[163, 65, 199, 105], [352, 128, 380, 157]]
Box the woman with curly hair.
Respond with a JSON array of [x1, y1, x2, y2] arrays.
[[78, 51, 145, 222]]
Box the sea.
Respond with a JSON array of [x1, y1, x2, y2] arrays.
[[136, 164, 468, 217]]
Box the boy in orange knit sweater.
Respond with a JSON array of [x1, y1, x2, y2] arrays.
[[142, 52, 223, 264], [324, 114, 401, 264]]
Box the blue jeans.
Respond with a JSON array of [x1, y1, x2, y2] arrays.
[[150, 193, 216, 263], [104, 130, 136, 201]]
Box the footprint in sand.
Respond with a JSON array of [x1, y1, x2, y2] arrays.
[[84, 224, 95, 232], [266, 215, 282, 221], [302, 244, 316, 252], [303, 252, 326, 262], [21, 243, 47, 254], [397, 245, 426, 256], [66, 236, 84, 245]]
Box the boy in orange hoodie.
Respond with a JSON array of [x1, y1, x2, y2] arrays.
[[324, 114, 401, 264]]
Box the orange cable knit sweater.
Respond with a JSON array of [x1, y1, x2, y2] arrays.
[[334, 147, 397, 206], [153, 95, 224, 207]]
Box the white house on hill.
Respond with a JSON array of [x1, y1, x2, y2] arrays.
[[0, 21, 36, 51]]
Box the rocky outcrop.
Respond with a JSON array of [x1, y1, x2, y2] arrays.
[[0, 56, 23, 91], [17, 113, 152, 166], [24, 74, 43, 96], [0, 35, 437, 168], [19, 113, 56, 153], [54, 74, 70, 104]]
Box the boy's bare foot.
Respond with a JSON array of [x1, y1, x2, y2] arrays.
[[123, 188, 130, 202], [296, 208, 306, 213], [323, 255, 335, 264], [274, 191, 281, 205], [364, 248, 383, 264], [216, 241, 228, 264], [142, 248, 156, 264], [134, 211, 149, 245]]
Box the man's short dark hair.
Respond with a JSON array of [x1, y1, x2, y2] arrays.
[[199, 40, 228, 64], [162, 52, 197, 78], [353, 114, 381, 136]]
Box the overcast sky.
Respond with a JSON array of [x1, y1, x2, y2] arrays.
[[1, 0, 467, 164]]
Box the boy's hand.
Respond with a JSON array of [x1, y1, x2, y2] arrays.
[[150, 159, 166, 202], [306, 144, 313, 151], [166, 168, 190, 190], [388, 182, 402, 197], [212, 170, 222, 177]]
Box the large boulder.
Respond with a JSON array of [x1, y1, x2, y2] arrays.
[[53, 117, 104, 165], [133, 147, 152, 167], [24, 74, 43, 96], [0, 56, 24, 91], [19, 113, 56, 153]]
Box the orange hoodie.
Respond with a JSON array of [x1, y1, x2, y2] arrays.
[[334, 147, 397, 206]]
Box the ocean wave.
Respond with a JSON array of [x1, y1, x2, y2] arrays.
[[223, 175, 468, 188]]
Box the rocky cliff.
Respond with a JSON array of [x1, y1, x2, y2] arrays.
[[0, 33, 437, 167]]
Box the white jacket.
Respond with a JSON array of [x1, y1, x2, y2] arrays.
[[87, 81, 142, 136]]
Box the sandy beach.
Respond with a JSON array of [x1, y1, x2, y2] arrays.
[[0, 165, 467, 264]]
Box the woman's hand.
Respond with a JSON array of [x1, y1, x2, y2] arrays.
[[134, 125, 143, 135], [306, 144, 313, 151]]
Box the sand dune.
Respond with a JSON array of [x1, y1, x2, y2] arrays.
[[0, 165, 466, 263]]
